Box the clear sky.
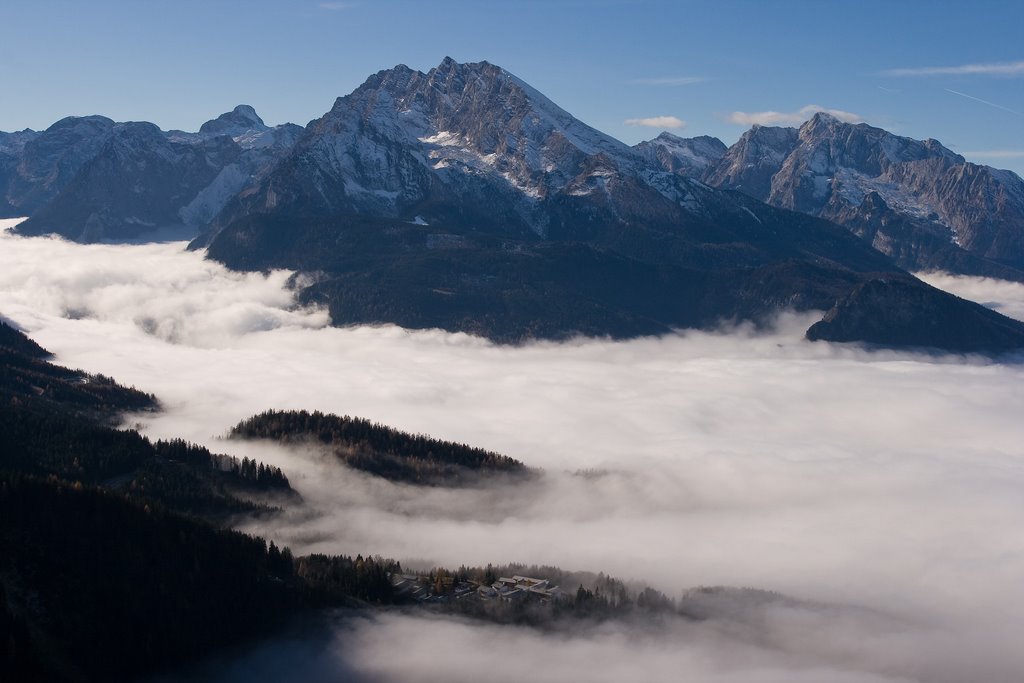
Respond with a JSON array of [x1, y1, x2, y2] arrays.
[[2, 0, 1022, 175]]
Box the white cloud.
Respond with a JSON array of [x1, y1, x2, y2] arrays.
[[623, 116, 686, 129], [728, 105, 863, 126], [631, 76, 706, 86], [3, 222, 1024, 681], [881, 60, 1024, 77], [916, 271, 1024, 322], [199, 608, 1002, 683]]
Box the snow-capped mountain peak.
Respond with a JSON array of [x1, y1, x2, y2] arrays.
[[634, 133, 727, 176], [701, 112, 1024, 276], [227, 57, 713, 238], [200, 105, 268, 136]]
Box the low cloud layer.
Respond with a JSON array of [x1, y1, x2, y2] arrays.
[[3, 222, 1024, 681], [917, 270, 1024, 322], [728, 105, 862, 126]]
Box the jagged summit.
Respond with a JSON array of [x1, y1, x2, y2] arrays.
[[192, 57, 1023, 350], [634, 133, 726, 175], [703, 125, 798, 198], [4, 57, 1024, 351], [199, 104, 269, 137], [204, 56, 708, 241], [333, 57, 637, 165], [697, 111, 1024, 277], [795, 113, 963, 172]]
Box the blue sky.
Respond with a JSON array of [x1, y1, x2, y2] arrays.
[[2, 0, 1023, 175]]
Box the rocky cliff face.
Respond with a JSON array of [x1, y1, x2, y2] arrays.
[[195, 58, 1024, 351], [693, 114, 1024, 278], [703, 126, 799, 200], [633, 133, 726, 176], [198, 104, 268, 138], [202, 57, 736, 249], [5, 60, 1023, 351]]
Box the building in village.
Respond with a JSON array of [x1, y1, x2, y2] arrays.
[[478, 575, 565, 603]]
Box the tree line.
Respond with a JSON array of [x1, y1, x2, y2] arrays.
[[230, 409, 529, 485]]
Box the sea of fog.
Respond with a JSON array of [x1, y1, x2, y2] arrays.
[[3, 218, 1024, 682]]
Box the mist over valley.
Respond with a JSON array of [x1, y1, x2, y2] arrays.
[[3, 218, 1024, 681]]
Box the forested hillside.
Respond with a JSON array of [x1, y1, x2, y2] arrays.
[[231, 409, 530, 485], [0, 321, 398, 680]]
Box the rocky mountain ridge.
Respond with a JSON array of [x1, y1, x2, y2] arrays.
[[193, 58, 1024, 352], [198, 57, 732, 248], [4, 59, 1024, 352], [5, 107, 302, 241], [640, 114, 1024, 280]]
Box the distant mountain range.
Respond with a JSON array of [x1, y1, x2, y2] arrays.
[[1, 107, 300, 241], [643, 114, 1024, 281], [3, 58, 1024, 352]]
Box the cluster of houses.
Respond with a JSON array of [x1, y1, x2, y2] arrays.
[[477, 575, 566, 604], [390, 572, 566, 605]]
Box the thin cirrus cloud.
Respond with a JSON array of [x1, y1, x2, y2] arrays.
[[728, 105, 863, 126], [631, 76, 707, 86], [880, 60, 1024, 77], [945, 88, 1022, 116], [961, 150, 1024, 159], [624, 116, 686, 129]]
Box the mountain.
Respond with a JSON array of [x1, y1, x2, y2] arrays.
[[198, 103, 268, 137], [703, 125, 800, 202], [4, 61, 1024, 351], [15, 123, 244, 241], [689, 114, 1024, 280], [196, 58, 1024, 352], [9, 107, 301, 241], [0, 129, 39, 217], [0, 116, 113, 217], [197, 56, 715, 244], [633, 132, 726, 176], [806, 277, 1024, 352]]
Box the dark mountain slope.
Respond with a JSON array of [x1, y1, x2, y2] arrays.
[[0, 324, 397, 682], [16, 122, 242, 241], [0, 317, 295, 517], [807, 278, 1024, 352]]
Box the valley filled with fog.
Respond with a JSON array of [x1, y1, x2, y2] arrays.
[[3, 218, 1024, 682]]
